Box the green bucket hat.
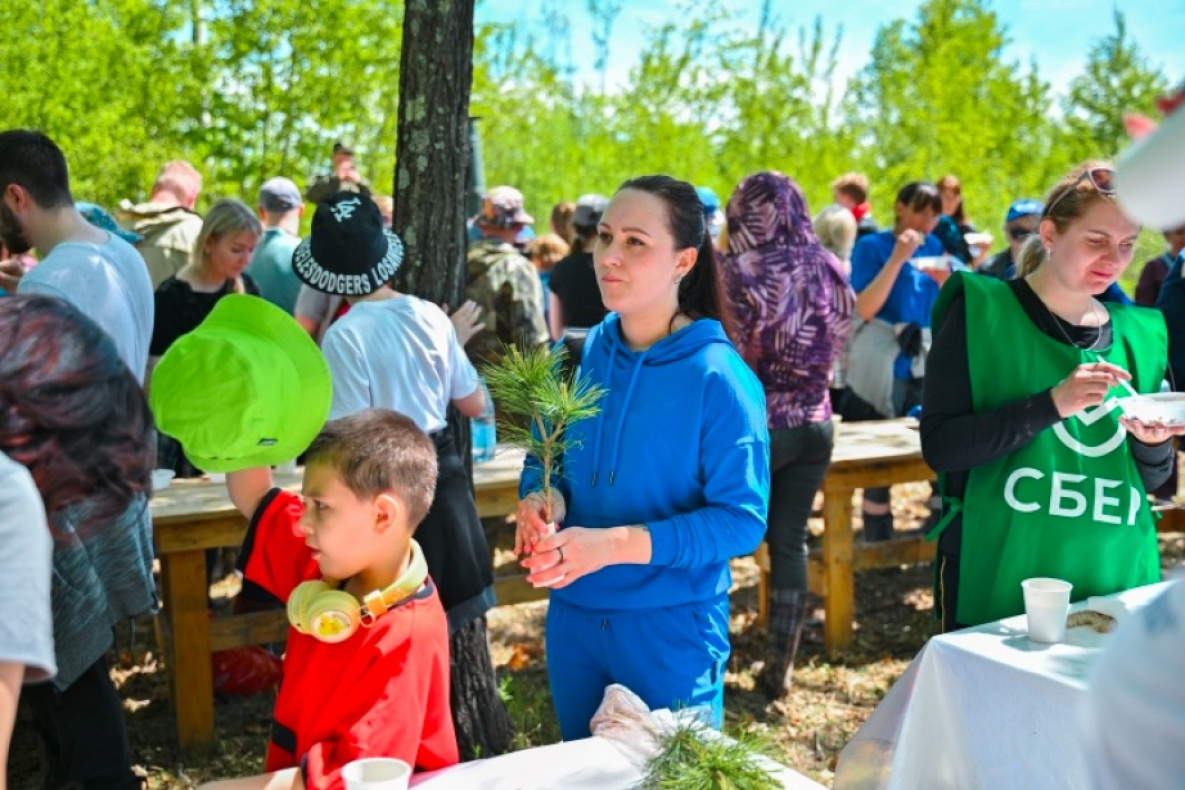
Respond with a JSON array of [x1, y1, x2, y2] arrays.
[[149, 295, 332, 472]]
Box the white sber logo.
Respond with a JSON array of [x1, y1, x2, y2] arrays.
[[1052, 397, 1126, 458]]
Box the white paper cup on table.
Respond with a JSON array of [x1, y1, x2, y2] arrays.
[[1022, 577, 1073, 643], [342, 758, 411, 790]]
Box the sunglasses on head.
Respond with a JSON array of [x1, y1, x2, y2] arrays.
[[1044, 167, 1115, 217], [1007, 225, 1035, 241]]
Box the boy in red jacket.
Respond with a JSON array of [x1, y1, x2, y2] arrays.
[[201, 409, 459, 790]]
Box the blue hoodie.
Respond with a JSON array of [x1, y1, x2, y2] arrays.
[[520, 314, 770, 612]]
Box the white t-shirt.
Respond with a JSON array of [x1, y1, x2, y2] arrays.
[[322, 295, 481, 433], [18, 232, 155, 383], [0, 452, 55, 683], [294, 285, 344, 345]]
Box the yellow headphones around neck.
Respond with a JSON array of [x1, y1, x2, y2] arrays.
[[287, 539, 429, 644]]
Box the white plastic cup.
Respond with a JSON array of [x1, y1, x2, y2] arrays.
[[1022, 577, 1073, 643], [276, 458, 298, 475], [342, 758, 411, 790]]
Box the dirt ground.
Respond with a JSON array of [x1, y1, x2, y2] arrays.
[[9, 482, 1185, 788]]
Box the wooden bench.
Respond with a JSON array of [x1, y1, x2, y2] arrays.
[[150, 449, 527, 756], [755, 420, 935, 657]]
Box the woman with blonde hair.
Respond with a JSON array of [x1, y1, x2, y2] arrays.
[[815, 204, 858, 276], [815, 204, 858, 409], [150, 198, 263, 475], [922, 160, 1183, 632], [547, 194, 610, 338]]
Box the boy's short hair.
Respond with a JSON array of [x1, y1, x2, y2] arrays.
[[831, 172, 869, 204], [0, 129, 74, 209], [306, 409, 438, 528]]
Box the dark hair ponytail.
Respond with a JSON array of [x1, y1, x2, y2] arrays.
[[616, 174, 735, 339], [678, 234, 734, 338]]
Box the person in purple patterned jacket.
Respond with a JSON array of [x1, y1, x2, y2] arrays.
[[719, 171, 855, 698]]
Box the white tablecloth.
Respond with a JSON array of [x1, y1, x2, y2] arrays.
[[410, 734, 824, 789], [835, 583, 1170, 790]]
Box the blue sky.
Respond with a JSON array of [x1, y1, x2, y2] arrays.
[[474, 0, 1184, 99]]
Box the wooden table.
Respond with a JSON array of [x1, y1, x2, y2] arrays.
[[151, 448, 526, 756], [755, 419, 935, 657], [817, 419, 935, 654]]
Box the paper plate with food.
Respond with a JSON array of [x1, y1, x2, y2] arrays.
[[1117, 392, 1185, 426]]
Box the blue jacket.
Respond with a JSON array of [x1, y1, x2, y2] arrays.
[[521, 315, 770, 611]]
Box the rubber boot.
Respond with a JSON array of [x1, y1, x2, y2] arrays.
[[758, 588, 809, 699]]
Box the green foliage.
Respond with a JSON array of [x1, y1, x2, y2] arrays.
[[483, 344, 604, 511], [842, 0, 1067, 228], [0, 0, 203, 203], [471, 0, 1169, 278], [2, 0, 1171, 286], [499, 672, 563, 752], [200, 0, 403, 200], [639, 718, 782, 790], [1062, 10, 1168, 163], [0, 0, 401, 213]]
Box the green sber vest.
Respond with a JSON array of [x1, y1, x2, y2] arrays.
[[932, 273, 1167, 626]]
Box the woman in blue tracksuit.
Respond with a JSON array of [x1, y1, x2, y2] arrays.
[[515, 175, 770, 740]]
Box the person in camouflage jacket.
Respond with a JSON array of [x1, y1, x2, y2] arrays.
[[465, 186, 549, 367], [305, 142, 372, 205]]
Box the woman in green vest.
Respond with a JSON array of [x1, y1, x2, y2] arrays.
[[921, 160, 1185, 631]]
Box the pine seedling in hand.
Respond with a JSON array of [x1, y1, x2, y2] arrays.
[[484, 344, 604, 527]]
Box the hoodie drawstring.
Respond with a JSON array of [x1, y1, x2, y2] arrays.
[[607, 351, 648, 485], [590, 340, 618, 487]]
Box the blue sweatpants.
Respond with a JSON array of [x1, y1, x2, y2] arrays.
[[545, 594, 731, 740]]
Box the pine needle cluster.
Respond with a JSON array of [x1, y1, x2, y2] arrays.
[[483, 344, 605, 513], [638, 718, 782, 790]]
